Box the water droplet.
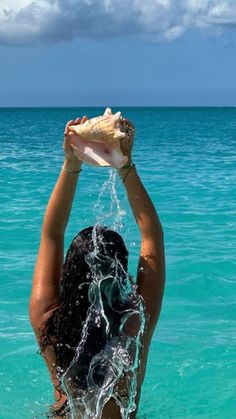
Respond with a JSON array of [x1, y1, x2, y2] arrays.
[[119, 210, 127, 216]]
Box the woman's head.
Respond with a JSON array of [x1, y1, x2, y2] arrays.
[[40, 225, 131, 381], [61, 225, 128, 300]]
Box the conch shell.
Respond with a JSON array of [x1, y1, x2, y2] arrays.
[[68, 108, 134, 169]]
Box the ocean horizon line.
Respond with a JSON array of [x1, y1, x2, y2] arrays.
[[1, 105, 236, 109]]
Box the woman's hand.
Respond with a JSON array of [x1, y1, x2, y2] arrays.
[[63, 116, 88, 171], [119, 118, 135, 166]]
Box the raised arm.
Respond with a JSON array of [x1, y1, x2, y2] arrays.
[[118, 123, 165, 334], [29, 117, 87, 330]]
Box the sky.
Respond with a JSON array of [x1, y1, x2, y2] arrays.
[[0, 0, 236, 106]]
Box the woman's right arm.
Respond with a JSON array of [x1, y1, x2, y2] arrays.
[[118, 128, 165, 333]]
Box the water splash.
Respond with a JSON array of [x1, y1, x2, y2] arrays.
[[58, 170, 147, 418], [93, 168, 127, 233]]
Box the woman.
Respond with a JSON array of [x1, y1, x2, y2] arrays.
[[29, 114, 165, 418]]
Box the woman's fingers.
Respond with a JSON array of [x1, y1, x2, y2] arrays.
[[81, 115, 88, 124], [74, 117, 81, 125], [63, 120, 76, 158], [72, 115, 88, 126], [64, 119, 75, 135], [125, 120, 135, 138], [123, 118, 135, 130]]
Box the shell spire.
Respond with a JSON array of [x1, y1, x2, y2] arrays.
[[68, 108, 126, 145]]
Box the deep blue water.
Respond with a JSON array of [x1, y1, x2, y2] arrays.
[[0, 107, 235, 418]]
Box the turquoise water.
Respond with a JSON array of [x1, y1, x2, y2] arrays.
[[0, 107, 235, 418]]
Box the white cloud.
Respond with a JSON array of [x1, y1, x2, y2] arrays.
[[0, 0, 236, 45]]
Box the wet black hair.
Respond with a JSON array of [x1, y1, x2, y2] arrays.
[[40, 225, 133, 396]]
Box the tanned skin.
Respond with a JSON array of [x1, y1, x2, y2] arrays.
[[29, 115, 165, 418]]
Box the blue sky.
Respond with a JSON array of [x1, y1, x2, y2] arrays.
[[1, 0, 236, 106]]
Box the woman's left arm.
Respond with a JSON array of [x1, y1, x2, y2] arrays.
[[29, 117, 86, 331]]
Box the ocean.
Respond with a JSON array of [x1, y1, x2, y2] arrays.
[[0, 107, 235, 418]]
